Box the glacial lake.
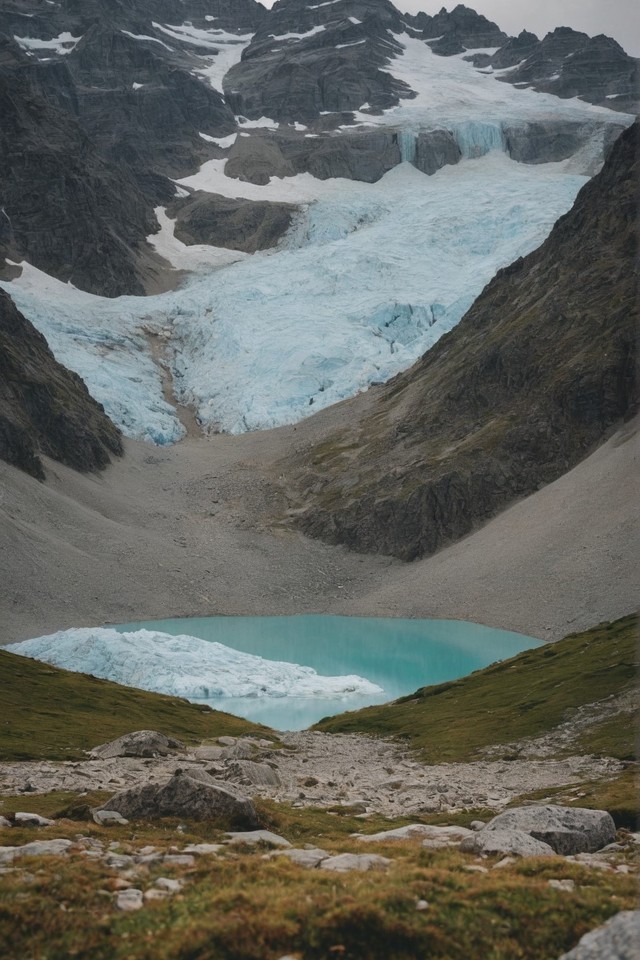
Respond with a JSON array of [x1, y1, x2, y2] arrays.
[[114, 616, 541, 731]]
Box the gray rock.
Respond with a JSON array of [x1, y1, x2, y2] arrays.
[[89, 730, 184, 760], [116, 888, 144, 912], [226, 760, 281, 788], [355, 824, 472, 845], [548, 879, 576, 892], [320, 853, 392, 873], [558, 910, 640, 959], [102, 770, 259, 827], [0, 839, 74, 863], [92, 810, 129, 826], [220, 740, 258, 760], [226, 830, 291, 848], [154, 877, 183, 893], [182, 843, 223, 856], [192, 745, 224, 761], [483, 805, 616, 855], [0, 817, 11, 828], [414, 129, 461, 176], [14, 812, 54, 827], [272, 847, 330, 869], [460, 829, 555, 858]]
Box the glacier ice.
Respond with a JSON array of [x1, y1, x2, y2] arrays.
[[1, 154, 590, 439], [0, 33, 633, 443], [10, 628, 383, 701]]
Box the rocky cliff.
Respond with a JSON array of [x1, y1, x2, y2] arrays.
[[283, 121, 639, 560], [0, 0, 635, 296], [0, 290, 122, 479], [470, 26, 639, 114]]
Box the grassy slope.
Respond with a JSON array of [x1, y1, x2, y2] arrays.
[[0, 649, 271, 761], [0, 805, 636, 960], [315, 615, 639, 763]]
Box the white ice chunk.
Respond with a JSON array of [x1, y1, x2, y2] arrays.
[[10, 629, 384, 701]]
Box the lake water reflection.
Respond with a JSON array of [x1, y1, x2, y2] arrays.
[[114, 615, 541, 730]]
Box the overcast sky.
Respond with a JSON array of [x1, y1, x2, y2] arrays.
[[262, 0, 640, 57]]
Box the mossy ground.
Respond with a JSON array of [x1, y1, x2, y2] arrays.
[[0, 801, 636, 960], [0, 649, 271, 761]]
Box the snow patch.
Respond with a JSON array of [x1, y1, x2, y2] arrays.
[[268, 25, 327, 41], [121, 30, 173, 51], [10, 628, 384, 701], [237, 115, 280, 130], [14, 31, 81, 55], [148, 207, 247, 273], [199, 132, 238, 148]]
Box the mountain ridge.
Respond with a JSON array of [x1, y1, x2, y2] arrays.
[[282, 120, 639, 559]]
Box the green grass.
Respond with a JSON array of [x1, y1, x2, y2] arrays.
[[315, 615, 638, 764], [0, 649, 272, 761], [0, 802, 636, 960]]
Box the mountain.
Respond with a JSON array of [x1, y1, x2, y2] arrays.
[[0, 290, 122, 480], [282, 120, 638, 560], [0, 0, 635, 299]]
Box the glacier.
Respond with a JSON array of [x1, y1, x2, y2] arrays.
[[10, 628, 383, 701], [0, 34, 633, 442]]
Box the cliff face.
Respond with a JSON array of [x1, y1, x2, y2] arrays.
[[284, 122, 639, 560], [0, 37, 159, 297], [0, 290, 122, 479]]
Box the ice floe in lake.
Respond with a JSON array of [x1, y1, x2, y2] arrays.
[[10, 628, 384, 700]]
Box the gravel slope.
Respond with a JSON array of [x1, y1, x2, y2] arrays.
[[0, 414, 636, 645]]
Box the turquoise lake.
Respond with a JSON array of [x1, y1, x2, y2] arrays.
[[114, 616, 541, 731]]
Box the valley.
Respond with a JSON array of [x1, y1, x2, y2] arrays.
[[0, 1, 638, 956]]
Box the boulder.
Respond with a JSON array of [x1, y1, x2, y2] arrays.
[[225, 830, 290, 848], [101, 770, 259, 828], [460, 829, 555, 858], [116, 888, 144, 912], [482, 806, 616, 855], [558, 910, 640, 959], [272, 847, 330, 869], [354, 824, 472, 846], [89, 730, 185, 759], [14, 812, 54, 827], [92, 810, 129, 826], [320, 853, 392, 873], [0, 839, 74, 863], [225, 760, 281, 788]]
